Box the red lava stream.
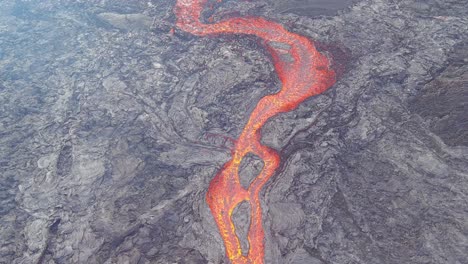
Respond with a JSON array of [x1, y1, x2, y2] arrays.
[[174, 1, 336, 263]]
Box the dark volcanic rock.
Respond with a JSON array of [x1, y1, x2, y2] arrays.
[[267, 0, 357, 17], [409, 41, 468, 147], [0, 0, 467, 264]]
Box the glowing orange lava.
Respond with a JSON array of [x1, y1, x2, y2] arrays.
[[174, 1, 336, 263]]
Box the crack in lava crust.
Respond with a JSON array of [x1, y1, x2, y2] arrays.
[[174, 1, 336, 263]]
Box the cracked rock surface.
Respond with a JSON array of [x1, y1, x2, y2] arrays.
[[0, 0, 467, 263]]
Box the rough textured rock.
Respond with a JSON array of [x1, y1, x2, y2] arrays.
[[0, 0, 467, 263], [97, 13, 153, 31], [409, 41, 468, 147], [266, 0, 357, 17]]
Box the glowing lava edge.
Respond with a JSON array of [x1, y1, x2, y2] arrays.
[[174, 1, 336, 263]]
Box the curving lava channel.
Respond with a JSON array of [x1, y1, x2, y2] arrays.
[[174, 0, 336, 263]]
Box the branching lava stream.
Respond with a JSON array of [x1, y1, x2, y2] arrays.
[[174, 1, 336, 263]]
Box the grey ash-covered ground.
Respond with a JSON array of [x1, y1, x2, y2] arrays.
[[0, 0, 467, 263]]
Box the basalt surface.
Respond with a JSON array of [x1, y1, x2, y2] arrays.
[[0, 0, 467, 264]]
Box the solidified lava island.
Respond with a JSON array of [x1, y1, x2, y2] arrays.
[[174, 0, 336, 263]]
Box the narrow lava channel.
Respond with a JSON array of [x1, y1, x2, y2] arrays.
[[174, 1, 336, 263]]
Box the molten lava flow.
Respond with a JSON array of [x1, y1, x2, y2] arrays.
[[174, 1, 336, 263]]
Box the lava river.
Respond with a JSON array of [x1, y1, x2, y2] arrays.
[[174, 0, 336, 263]]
